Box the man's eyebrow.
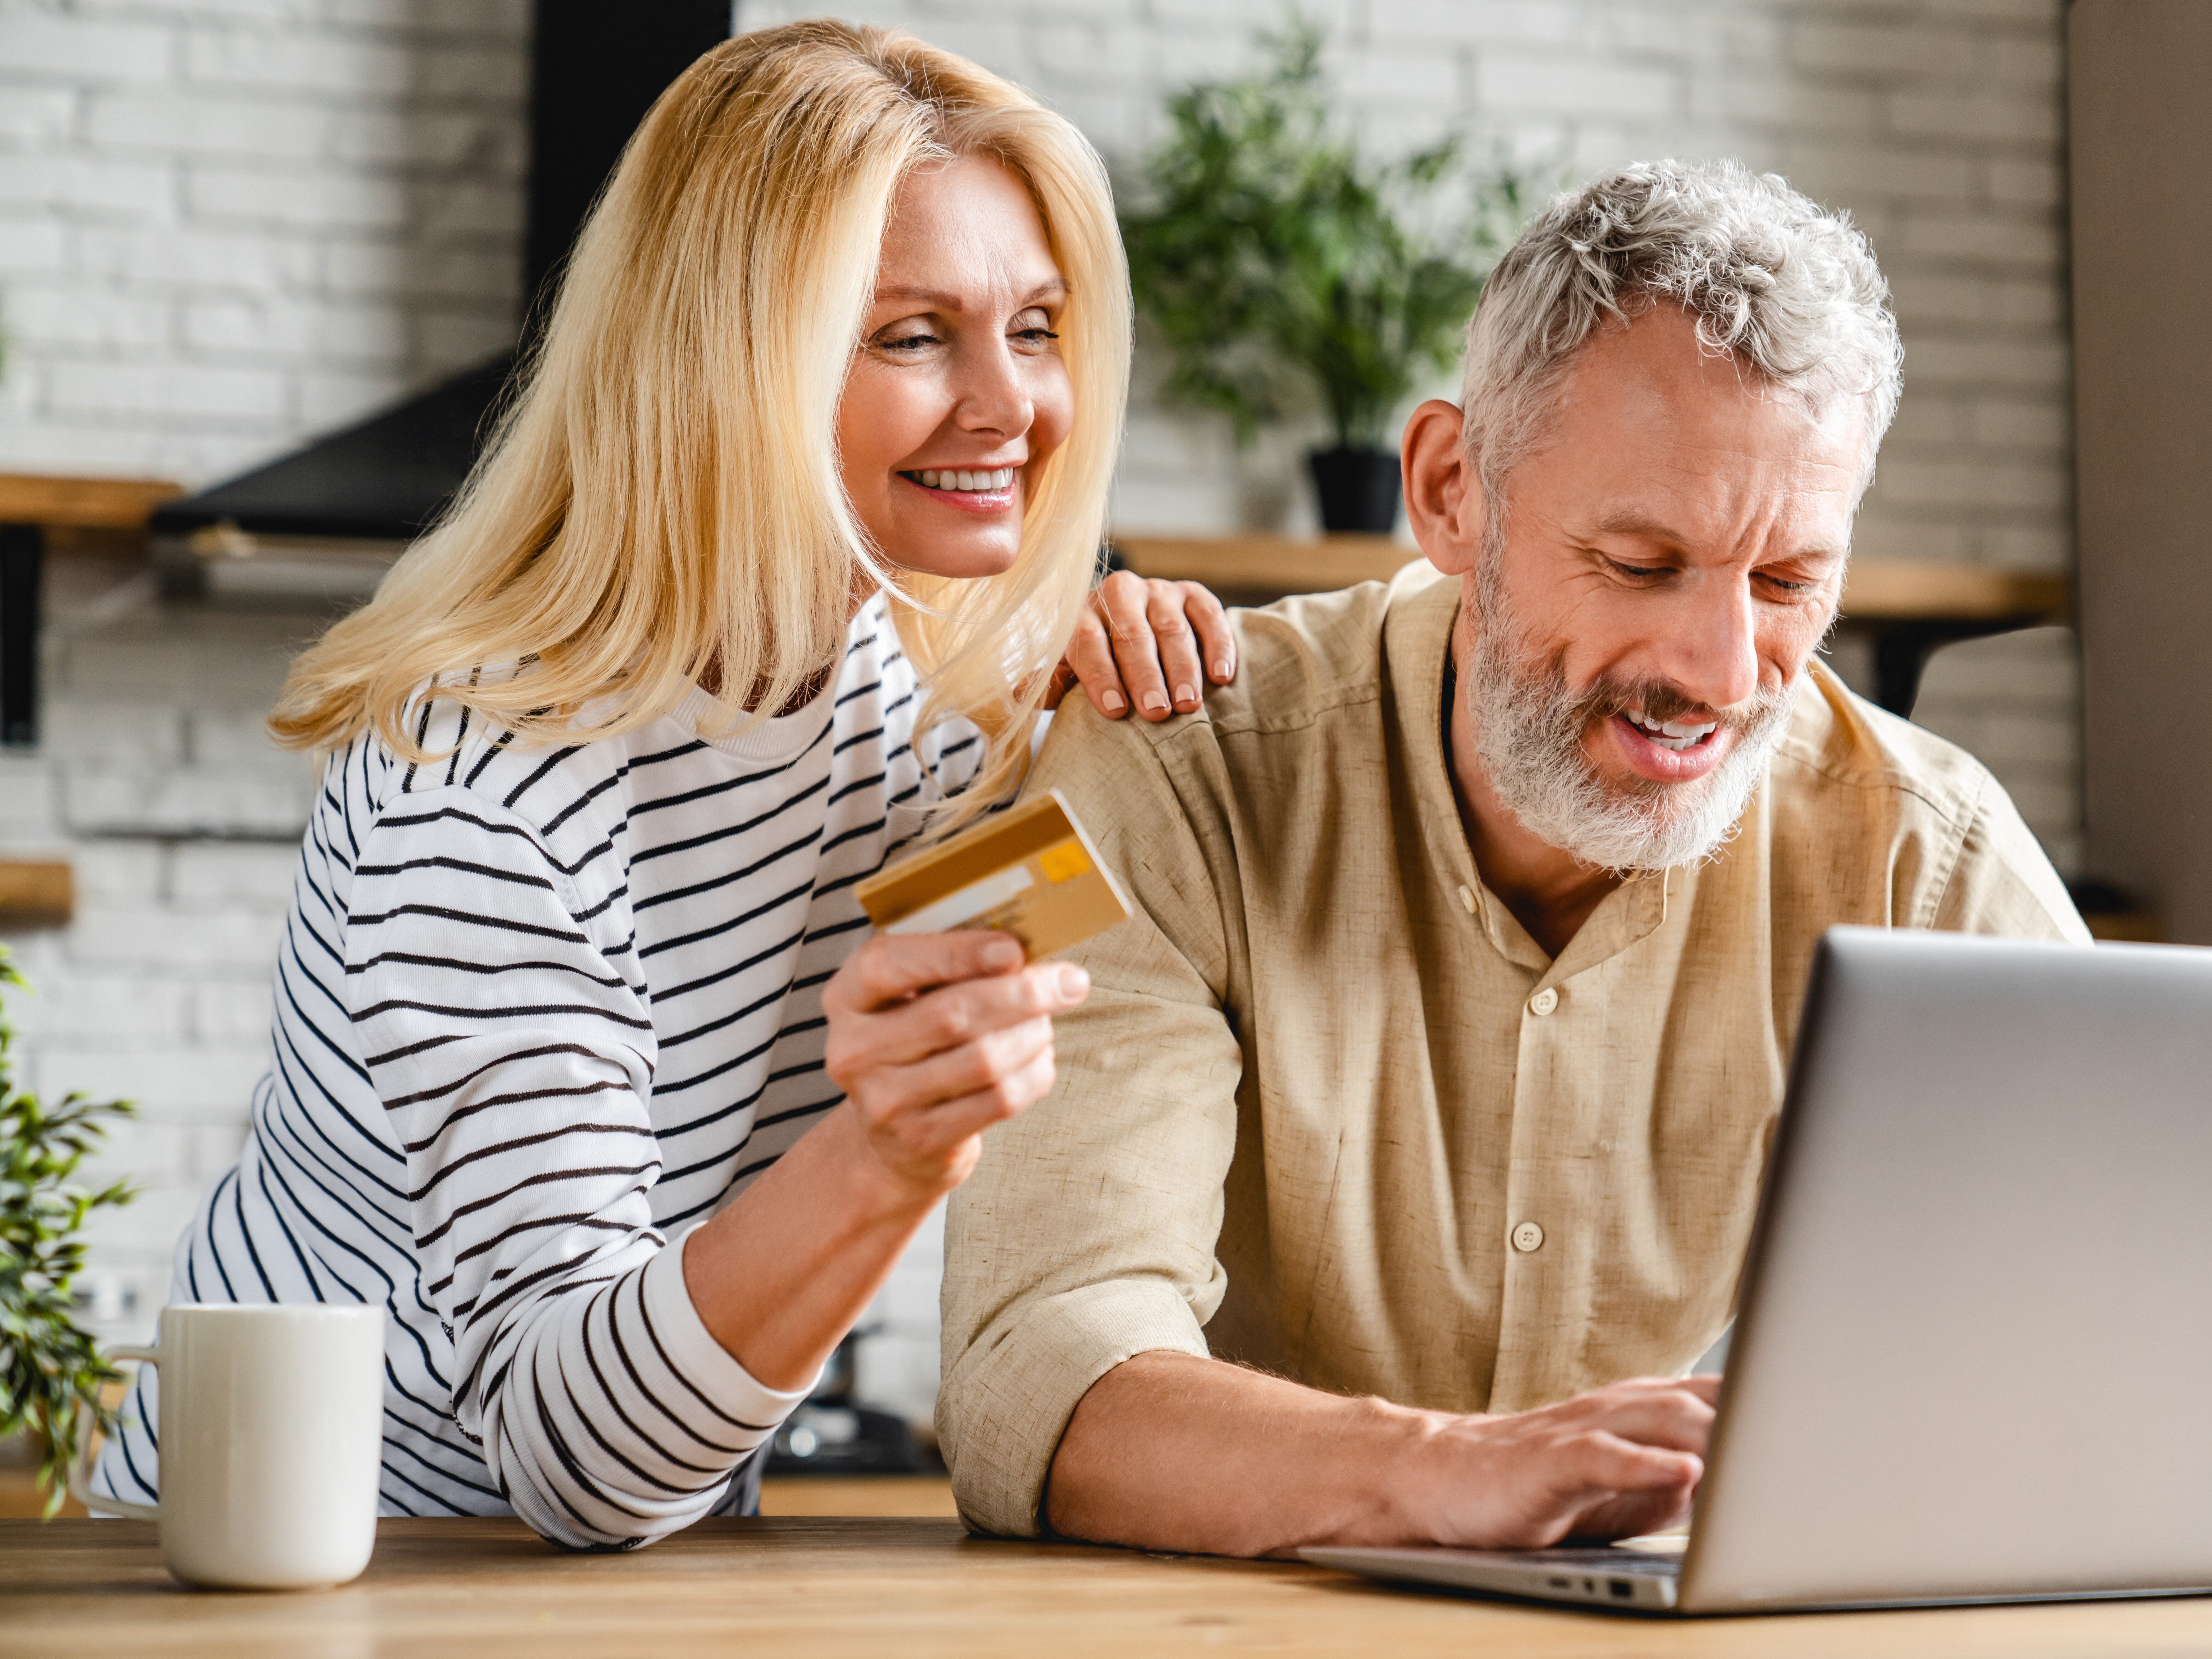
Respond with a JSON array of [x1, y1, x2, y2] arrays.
[[1587, 512, 1691, 544], [871, 275, 1069, 307]]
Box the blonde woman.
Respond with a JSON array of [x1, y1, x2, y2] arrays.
[[89, 23, 1234, 1549]]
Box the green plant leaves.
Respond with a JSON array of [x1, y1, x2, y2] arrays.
[[0, 946, 137, 1517], [1120, 19, 1536, 451]]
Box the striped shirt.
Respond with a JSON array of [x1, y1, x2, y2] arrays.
[[92, 594, 982, 1549]]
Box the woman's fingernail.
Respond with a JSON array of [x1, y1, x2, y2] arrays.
[[1054, 964, 1089, 1000], [1141, 690, 1169, 716], [982, 939, 1023, 971], [1173, 683, 1195, 706], [1101, 690, 1126, 715]]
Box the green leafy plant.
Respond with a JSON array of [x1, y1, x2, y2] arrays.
[[0, 948, 136, 1517], [1120, 18, 1538, 452]]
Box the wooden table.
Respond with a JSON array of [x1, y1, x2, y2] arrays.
[[1114, 534, 2072, 717], [0, 473, 182, 747], [3, 1517, 2205, 1658]]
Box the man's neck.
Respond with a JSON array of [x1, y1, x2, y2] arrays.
[[1443, 599, 1623, 961]]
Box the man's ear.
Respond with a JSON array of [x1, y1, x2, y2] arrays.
[[1401, 400, 1484, 577]]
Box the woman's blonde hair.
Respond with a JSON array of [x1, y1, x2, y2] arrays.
[[269, 22, 1129, 821]]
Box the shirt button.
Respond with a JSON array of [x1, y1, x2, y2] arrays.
[[1511, 1220, 1545, 1253], [1457, 884, 1477, 915], [1529, 987, 1560, 1017]]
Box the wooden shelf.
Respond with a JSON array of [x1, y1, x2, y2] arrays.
[[1115, 532, 1410, 594], [1837, 561, 2068, 623], [0, 861, 72, 924], [0, 473, 182, 532], [3, 473, 188, 748], [1114, 534, 2073, 625]]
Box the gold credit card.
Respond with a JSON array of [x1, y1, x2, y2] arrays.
[[855, 790, 1131, 960]]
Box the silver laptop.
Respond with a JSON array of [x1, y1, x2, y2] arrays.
[[1304, 926, 2212, 1614]]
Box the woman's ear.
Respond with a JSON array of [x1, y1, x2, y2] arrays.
[[1401, 400, 1484, 578]]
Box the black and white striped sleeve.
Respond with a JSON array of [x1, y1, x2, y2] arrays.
[[345, 788, 808, 1549]]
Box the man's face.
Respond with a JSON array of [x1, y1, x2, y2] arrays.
[[1466, 305, 1866, 869]]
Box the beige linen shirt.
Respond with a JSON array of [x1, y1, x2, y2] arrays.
[[939, 564, 2086, 1538]]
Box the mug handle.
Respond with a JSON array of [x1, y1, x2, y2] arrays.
[[67, 1343, 160, 1522]]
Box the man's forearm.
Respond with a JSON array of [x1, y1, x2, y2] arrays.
[[1044, 1351, 1432, 1557], [1045, 1352, 1717, 1558]]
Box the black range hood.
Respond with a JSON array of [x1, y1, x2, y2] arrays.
[[151, 1, 734, 549]]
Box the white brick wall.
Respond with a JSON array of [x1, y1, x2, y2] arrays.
[[733, 0, 2073, 566], [2, 576, 309, 1349], [740, 0, 2081, 868], [0, 0, 527, 485], [0, 0, 2083, 1415], [2, 0, 2081, 849]]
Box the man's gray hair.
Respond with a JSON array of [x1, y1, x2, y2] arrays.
[[1461, 159, 1903, 498]]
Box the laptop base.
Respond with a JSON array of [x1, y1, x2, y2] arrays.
[[1300, 1545, 2212, 1617]]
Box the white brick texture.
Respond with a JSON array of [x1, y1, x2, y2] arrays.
[[0, 0, 2082, 1367], [744, 12, 2088, 1436], [0, 0, 527, 484], [0, 590, 318, 1347], [736, 0, 2079, 864]]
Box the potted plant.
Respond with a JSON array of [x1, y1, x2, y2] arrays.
[[0, 948, 136, 1517], [1120, 21, 1534, 534]]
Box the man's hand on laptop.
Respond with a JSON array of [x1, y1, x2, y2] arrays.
[[1047, 1352, 1719, 1558], [1386, 1375, 1720, 1548]]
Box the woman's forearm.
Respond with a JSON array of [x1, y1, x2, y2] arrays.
[[682, 931, 1083, 1392], [683, 931, 1085, 1392], [680, 1102, 938, 1392]]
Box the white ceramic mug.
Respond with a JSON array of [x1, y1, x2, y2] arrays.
[[71, 1303, 387, 1589]]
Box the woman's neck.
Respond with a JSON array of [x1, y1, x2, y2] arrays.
[[696, 578, 879, 713]]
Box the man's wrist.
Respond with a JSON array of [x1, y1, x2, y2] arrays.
[[1356, 1398, 1483, 1548], [1225, 1388, 1463, 1553]]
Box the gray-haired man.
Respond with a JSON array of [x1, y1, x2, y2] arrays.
[[937, 161, 2085, 1556]]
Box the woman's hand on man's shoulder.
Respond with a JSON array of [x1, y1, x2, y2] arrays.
[[1050, 571, 1237, 724]]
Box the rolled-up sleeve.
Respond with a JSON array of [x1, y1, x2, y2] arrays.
[[938, 708, 1246, 1538]]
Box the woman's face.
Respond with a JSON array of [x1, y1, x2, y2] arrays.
[[838, 154, 1075, 582]]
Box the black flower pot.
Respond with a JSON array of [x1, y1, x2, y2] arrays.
[[1307, 446, 1403, 534]]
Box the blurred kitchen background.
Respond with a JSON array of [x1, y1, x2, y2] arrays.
[[2, 0, 2191, 1450]]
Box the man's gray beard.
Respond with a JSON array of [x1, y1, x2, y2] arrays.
[[1464, 559, 1798, 874]]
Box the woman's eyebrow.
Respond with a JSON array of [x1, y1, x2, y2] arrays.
[[873, 284, 962, 307], [871, 275, 1069, 308]]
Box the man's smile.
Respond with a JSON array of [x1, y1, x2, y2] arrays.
[[1624, 708, 1717, 751], [1601, 706, 1735, 785]]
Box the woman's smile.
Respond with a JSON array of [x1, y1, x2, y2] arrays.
[[898, 466, 1020, 512]]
